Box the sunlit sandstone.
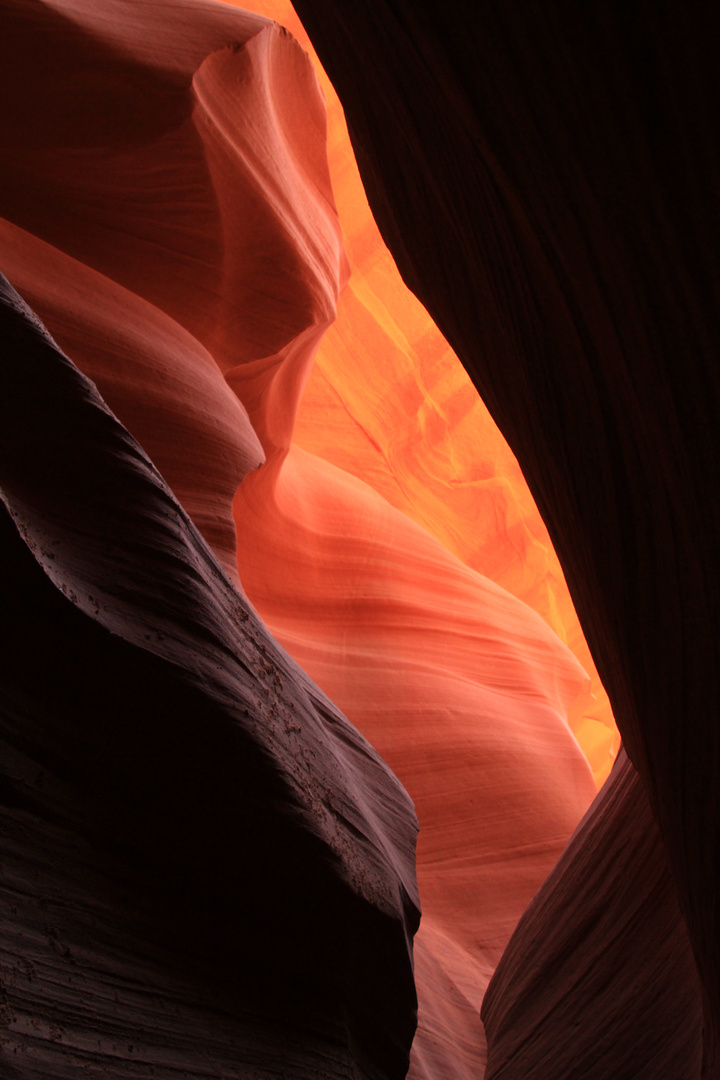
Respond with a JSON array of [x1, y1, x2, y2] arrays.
[[223, 0, 618, 788]]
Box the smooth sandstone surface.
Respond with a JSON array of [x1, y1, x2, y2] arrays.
[[233, 441, 595, 1075], [225, 0, 618, 790], [0, 219, 265, 585]]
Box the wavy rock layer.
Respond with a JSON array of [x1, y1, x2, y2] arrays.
[[229, 0, 617, 789], [232, 442, 595, 1076], [0, 218, 264, 586], [0, 271, 419, 1078], [290, 0, 719, 1073]]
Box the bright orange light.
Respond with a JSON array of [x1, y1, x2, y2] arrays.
[[220, 0, 618, 786]]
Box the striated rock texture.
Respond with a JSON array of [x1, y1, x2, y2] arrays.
[[0, 268, 420, 1077], [0, 0, 344, 585], [288, 0, 720, 1074], [482, 750, 703, 1079]]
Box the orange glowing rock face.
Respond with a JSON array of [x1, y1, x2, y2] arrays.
[[223, 0, 618, 789]]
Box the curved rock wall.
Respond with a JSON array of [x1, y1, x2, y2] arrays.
[[482, 750, 703, 1079], [0, 269, 419, 1078], [229, 0, 618, 790]]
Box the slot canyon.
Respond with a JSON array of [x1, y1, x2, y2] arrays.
[[0, 2, 717, 1078]]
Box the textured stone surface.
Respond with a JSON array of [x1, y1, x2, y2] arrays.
[[482, 750, 703, 1078], [0, 269, 419, 1079]]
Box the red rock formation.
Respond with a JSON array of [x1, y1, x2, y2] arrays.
[[228, 0, 618, 790], [288, 0, 720, 1073], [0, 220, 265, 585], [232, 438, 596, 1075], [213, 5, 603, 1068]]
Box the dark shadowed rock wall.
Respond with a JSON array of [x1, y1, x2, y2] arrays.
[[0, 271, 419, 1078], [482, 749, 703, 1078], [290, 1, 720, 1074]]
